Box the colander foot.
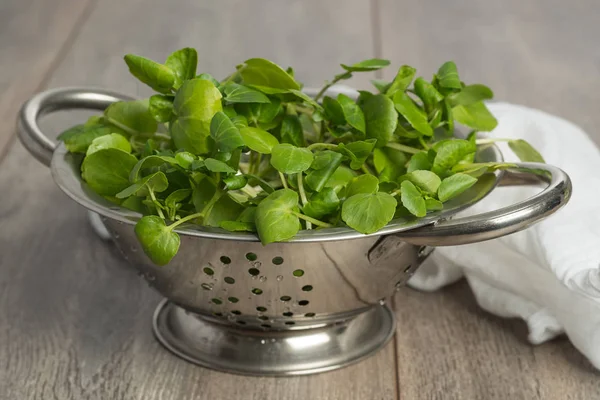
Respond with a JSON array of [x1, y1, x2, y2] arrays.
[[152, 299, 396, 376]]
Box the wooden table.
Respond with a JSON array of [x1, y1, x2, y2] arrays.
[[1, 1, 599, 398]]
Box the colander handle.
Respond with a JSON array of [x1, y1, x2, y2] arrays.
[[17, 87, 134, 166], [394, 163, 572, 246]]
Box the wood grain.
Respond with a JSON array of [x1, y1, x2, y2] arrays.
[[377, 0, 600, 145], [0, 0, 93, 159], [0, 1, 397, 399]]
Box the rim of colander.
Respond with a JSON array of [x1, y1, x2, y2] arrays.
[[50, 143, 504, 243]]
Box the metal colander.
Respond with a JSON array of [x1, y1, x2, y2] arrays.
[[18, 87, 571, 376]]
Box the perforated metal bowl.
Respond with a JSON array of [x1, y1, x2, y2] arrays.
[[18, 87, 571, 376]]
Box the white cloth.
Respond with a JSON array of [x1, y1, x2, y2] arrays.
[[408, 102, 600, 369]]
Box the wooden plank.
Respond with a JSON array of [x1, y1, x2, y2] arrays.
[[0, 0, 93, 159], [377, 0, 600, 145], [393, 282, 600, 400], [0, 1, 398, 399]]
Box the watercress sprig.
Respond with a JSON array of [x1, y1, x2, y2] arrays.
[[57, 47, 543, 266]]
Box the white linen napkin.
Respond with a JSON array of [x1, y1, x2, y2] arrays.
[[408, 102, 600, 369]]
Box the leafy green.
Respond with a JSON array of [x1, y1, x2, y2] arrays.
[[210, 111, 244, 152], [322, 96, 345, 125], [303, 188, 339, 218], [345, 174, 379, 197], [400, 180, 426, 217], [87, 133, 131, 156], [508, 139, 545, 162], [240, 58, 300, 90], [165, 47, 198, 89], [270, 144, 314, 174], [342, 192, 397, 234], [438, 173, 478, 202], [386, 65, 416, 96], [338, 139, 376, 170], [135, 216, 180, 265], [255, 189, 300, 244], [362, 94, 397, 147], [124, 54, 176, 94], [81, 148, 138, 196], [341, 59, 390, 72], [223, 83, 270, 103], [393, 91, 433, 136], [58, 123, 112, 153], [453, 102, 498, 131], [406, 170, 441, 194], [305, 151, 343, 192], [432, 139, 476, 175], [204, 158, 236, 173], [414, 77, 443, 112], [448, 84, 493, 107], [171, 78, 223, 154], [337, 94, 365, 133], [116, 171, 169, 198], [149, 95, 175, 123], [280, 114, 305, 147], [436, 61, 461, 90], [104, 100, 158, 135], [239, 127, 279, 154]]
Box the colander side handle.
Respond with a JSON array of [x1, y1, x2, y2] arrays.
[[394, 162, 572, 246], [17, 87, 134, 166]]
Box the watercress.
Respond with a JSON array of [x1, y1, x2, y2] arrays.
[[58, 47, 543, 265]]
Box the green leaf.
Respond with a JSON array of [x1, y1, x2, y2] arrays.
[[448, 84, 494, 107], [400, 180, 426, 217], [192, 179, 217, 212], [362, 94, 397, 147], [223, 83, 270, 103], [438, 173, 478, 202], [406, 170, 441, 194], [148, 95, 175, 123], [508, 139, 545, 162], [165, 189, 192, 208], [338, 139, 377, 170], [255, 189, 300, 244], [220, 221, 256, 232], [437, 61, 461, 90], [414, 77, 443, 112], [231, 115, 248, 129], [129, 155, 179, 182], [204, 194, 244, 227], [386, 65, 416, 96], [58, 124, 112, 153], [280, 114, 305, 147], [442, 99, 455, 135], [196, 73, 220, 86], [305, 151, 343, 192], [341, 58, 391, 72], [174, 151, 196, 169], [81, 148, 138, 196], [303, 188, 339, 218], [165, 47, 198, 89], [371, 79, 391, 93], [223, 175, 248, 190], [87, 133, 131, 156], [425, 197, 443, 211], [342, 192, 397, 234], [453, 102, 498, 131], [115, 171, 169, 199], [287, 89, 324, 112], [204, 158, 236, 173], [122, 196, 146, 213], [322, 96, 345, 125], [240, 58, 300, 90], [337, 94, 365, 133], [134, 216, 180, 266], [392, 91, 433, 136], [239, 127, 279, 154], [236, 99, 282, 125], [270, 144, 314, 174], [171, 78, 223, 154], [209, 111, 244, 152], [124, 54, 176, 94], [104, 100, 158, 135], [324, 166, 355, 192], [345, 174, 379, 197], [432, 139, 477, 175], [373, 147, 408, 175], [246, 174, 275, 194]]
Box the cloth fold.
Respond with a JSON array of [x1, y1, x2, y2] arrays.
[[408, 102, 600, 369]]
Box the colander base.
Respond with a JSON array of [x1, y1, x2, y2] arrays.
[[152, 299, 395, 376]]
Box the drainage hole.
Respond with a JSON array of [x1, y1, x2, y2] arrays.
[[293, 269, 304, 277], [301, 285, 313, 292], [256, 306, 267, 312], [248, 268, 260, 276], [246, 252, 257, 261], [224, 276, 235, 284], [251, 288, 263, 295], [298, 300, 309, 306], [220, 256, 231, 264], [228, 297, 239, 303], [304, 313, 316, 317], [283, 312, 294, 317], [280, 295, 291, 302]]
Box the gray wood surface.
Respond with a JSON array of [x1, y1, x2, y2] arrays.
[[1, 0, 599, 399], [0, 0, 93, 159]]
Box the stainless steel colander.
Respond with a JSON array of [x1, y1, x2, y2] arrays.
[[18, 87, 571, 376]]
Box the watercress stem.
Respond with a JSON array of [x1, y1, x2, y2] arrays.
[[293, 212, 333, 228], [475, 138, 512, 145], [220, 68, 242, 86], [314, 72, 351, 101], [279, 172, 289, 189], [386, 142, 421, 154], [168, 212, 203, 230], [361, 164, 375, 175], [148, 188, 165, 219], [297, 173, 311, 229]]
